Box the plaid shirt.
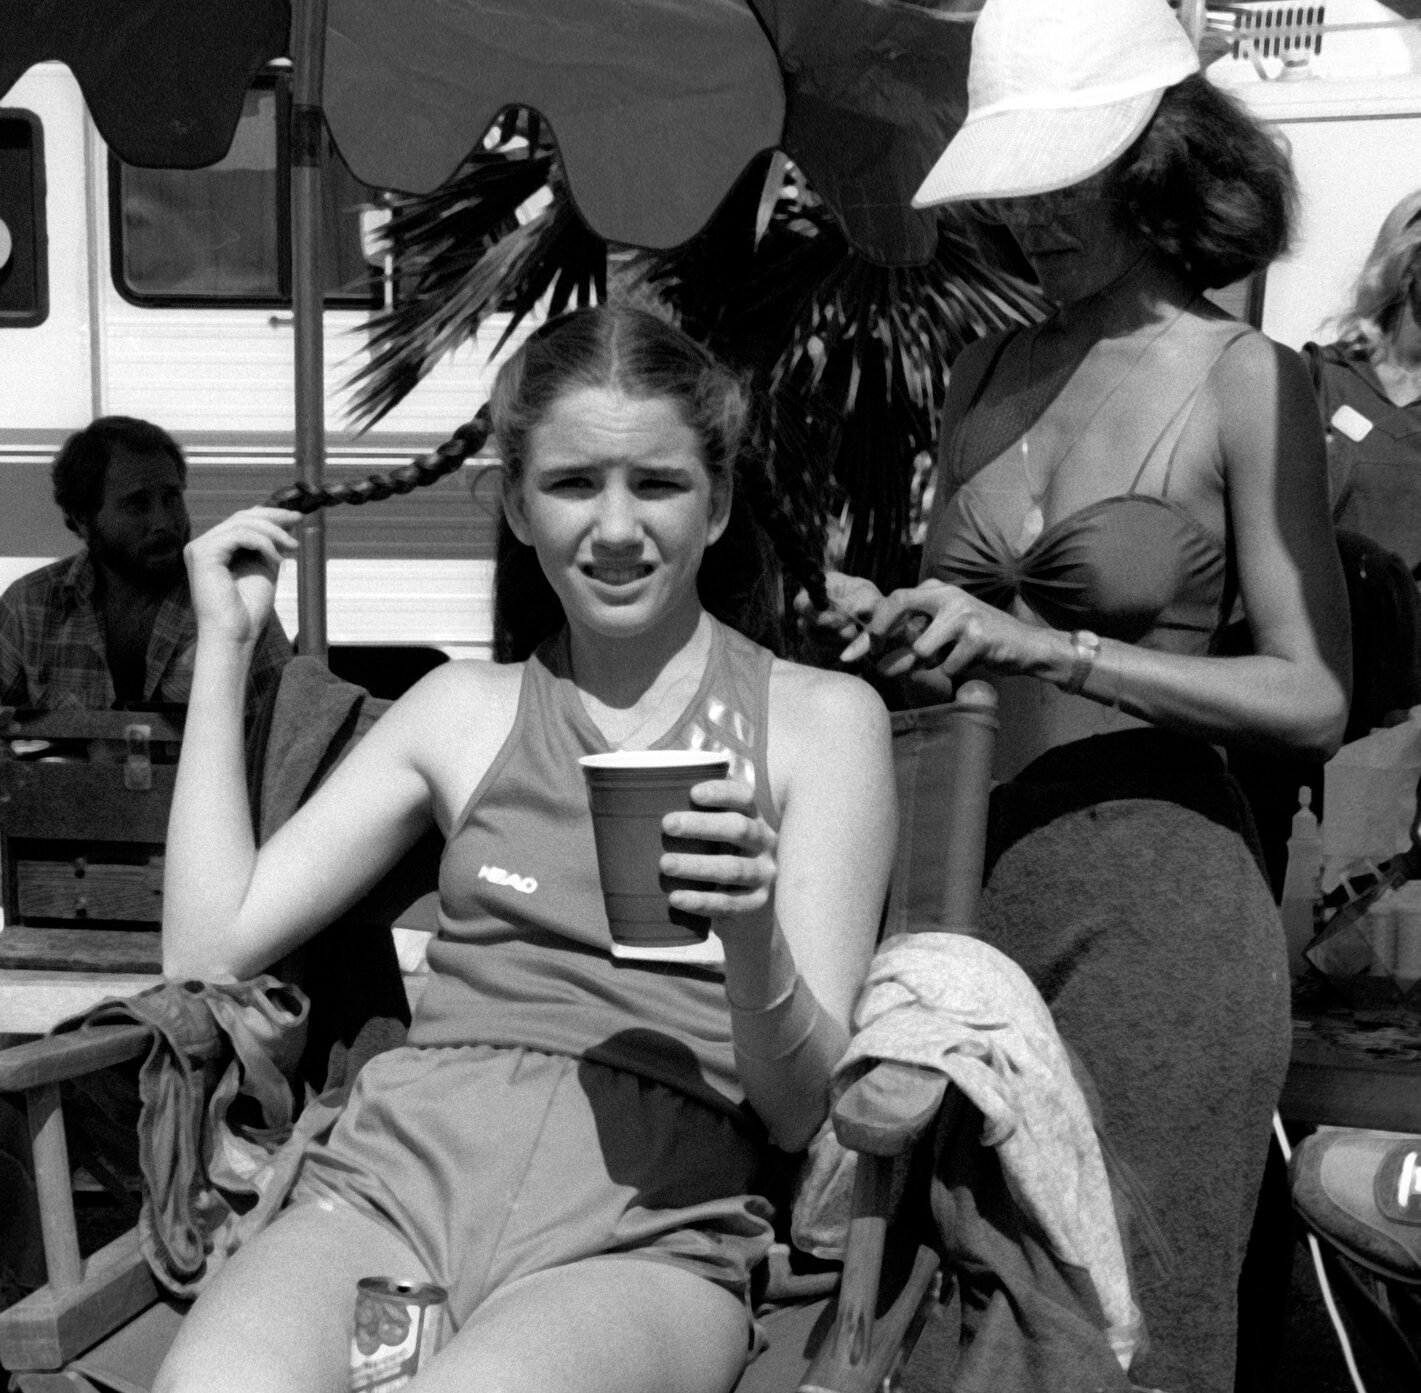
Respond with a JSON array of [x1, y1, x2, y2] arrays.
[[0, 550, 291, 711]]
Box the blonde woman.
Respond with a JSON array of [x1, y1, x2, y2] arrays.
[[1307, 189, 1421, 572]]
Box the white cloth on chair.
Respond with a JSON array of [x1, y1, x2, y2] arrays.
[[792, 931, 1141, 1368]]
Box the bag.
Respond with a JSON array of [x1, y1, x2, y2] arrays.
[[1291, 1129, 1421, 1381]]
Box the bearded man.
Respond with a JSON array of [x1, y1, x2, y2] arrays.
[[0, 416, 291, 710]]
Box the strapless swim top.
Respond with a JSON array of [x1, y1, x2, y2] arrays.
[[929, 490, 1227, 643], [928, 318, 1252, 650]]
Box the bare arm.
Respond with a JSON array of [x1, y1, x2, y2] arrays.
[[163, 509, 445, 981], [850, 335, 1351, 759], [662, 669, 895, 1150]]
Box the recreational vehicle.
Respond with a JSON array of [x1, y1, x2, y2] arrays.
[[2, 6, 1420, 655], [0, 60, 515, 654]]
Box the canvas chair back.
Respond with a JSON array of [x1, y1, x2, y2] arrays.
[[743, 680, 999, 1393], [886, 681, 996, 939]]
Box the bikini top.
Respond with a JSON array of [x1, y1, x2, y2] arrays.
[[927, 315, 1253, 650]]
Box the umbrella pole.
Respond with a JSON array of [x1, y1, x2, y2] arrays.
[[291, 0, 329, 657], [1178, 0, 1207, 48]]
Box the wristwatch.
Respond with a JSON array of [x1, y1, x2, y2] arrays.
[[1062, 629, 1101, 695]]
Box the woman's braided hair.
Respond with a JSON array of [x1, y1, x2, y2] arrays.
[[488, 304, 827, 662], [261, 408, 492, 513], [255, 306, 829, 662]]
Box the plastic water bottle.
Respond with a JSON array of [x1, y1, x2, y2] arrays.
[[1280, 786, 1322, 979]]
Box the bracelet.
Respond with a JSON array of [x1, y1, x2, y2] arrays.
[[730, 974, 850, 1149], [730, 973, 838, 1063], [725, 975, 799, 1016], [1062, 629, 1101, 696]]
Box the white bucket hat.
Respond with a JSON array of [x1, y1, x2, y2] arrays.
[[913, 0, 1200, 207]]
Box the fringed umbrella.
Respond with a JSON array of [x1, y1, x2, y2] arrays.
[[2, 0, 1040, 622], [0, 1, 289, 169], [321, 0, 981, 266]]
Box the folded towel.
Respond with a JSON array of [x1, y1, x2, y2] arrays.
[[792, 931, 1140, 1369]]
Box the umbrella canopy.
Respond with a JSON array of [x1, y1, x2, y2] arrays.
[[0, 0, 289, 169], [755, 0, 973, 264], [2, 0, 974, 264], [322, 0, 784, 256], [0, 0, 1011, 607], [323, 0, 974, 265]]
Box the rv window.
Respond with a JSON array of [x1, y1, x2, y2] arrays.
[[111, 80, 378, 308], [0, 110, 49, 328]]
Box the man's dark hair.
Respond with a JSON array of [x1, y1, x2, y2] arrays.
[[51, 415, 187, 534]]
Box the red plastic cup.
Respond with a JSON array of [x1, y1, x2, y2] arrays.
[[579, 751, 731, 946]]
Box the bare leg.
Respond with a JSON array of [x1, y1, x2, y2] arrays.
[[407, 1255, 751, 1393], [154, 1199, 430, 1393]]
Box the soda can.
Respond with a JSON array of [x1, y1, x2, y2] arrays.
[[349, 1276, 449, 1392]]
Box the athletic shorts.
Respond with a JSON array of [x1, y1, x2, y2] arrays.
[[287, 1043, 776, 1327]]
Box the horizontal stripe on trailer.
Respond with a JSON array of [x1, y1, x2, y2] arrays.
[[0, 458, 502, 561]]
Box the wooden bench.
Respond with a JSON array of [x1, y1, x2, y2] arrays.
[[0, 712, 182, 1032]]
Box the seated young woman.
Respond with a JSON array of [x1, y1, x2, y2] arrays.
[[153, 304, 896, 1393]]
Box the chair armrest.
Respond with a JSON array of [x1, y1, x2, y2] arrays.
[[831, 1061, 948, 1156], [0, 1024, 150, 1091], [803, 1081, 949, 1393]]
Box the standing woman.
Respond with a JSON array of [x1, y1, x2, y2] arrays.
[[814, 2, 1350, 1389], [1306, 189, 1421, 572], [154, 305, 895, 1393]]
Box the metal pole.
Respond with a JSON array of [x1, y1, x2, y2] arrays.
[[1178, 0, 1207, 50], [291, 0, 329, 657]]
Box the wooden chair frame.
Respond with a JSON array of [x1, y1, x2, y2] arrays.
[[1, 711, 185, 978], [749, 682, 996, 1393], [0, 684, 998, 1393]]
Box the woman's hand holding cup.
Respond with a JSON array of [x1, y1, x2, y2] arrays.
[[660, 777, 777, 932]]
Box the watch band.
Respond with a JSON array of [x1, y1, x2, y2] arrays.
[[1063, 629, 1101, 695]]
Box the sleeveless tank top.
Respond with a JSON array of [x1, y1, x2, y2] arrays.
[[928, 316, 1253, 649], [408, 617, 778, 1119]]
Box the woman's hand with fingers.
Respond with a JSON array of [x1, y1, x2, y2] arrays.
[[793, 570, 886, 662], [842, 578, 1053, 681], [185, 506, 301, 647], [659, 777, 777, 930]]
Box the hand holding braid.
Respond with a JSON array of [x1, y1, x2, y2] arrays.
[[262, 406, 493, 513]]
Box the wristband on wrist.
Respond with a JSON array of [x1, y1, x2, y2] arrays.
[[729, 969, 851, 1149], [726, 975, 799, 1017], [729, 973, 841, 1064], [1062, 629, 1101, 696]]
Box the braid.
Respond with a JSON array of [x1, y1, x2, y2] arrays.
[[740, 458, 829, 617], [262, 406, 492, 513], [696, 423, 830, 659]]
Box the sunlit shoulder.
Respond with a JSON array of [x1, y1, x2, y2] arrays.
[[372, 657, 527, 804], [1206, 325, 1320, 441], [385, 654, 525, 727], [768, 658, 892, 759]]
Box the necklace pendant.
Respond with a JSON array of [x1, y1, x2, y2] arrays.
[[1018, 504, 1044, 551], [1015, 433, 1046, 551]]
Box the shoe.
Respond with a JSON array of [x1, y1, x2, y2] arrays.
[[1291, 1130, 1421, 1284]]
